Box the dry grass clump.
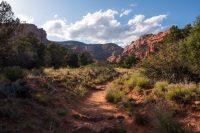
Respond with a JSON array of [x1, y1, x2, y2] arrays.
[[106, 88, 127, 104], [153, 82, 200, 104]]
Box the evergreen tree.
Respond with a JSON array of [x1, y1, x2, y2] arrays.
[[0, 1, 19, 67], [78, 52, 93, 66], [122, 55, 138, 68], [180, 16, 200, 75]]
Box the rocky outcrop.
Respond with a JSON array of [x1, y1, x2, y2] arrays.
[[108, 30, 170, 62], [57, 41, 123, 61], [20, 24, 48, 43]]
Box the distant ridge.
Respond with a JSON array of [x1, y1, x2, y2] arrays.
[[56, 41, 86, 46], [56, 41, 123, 61]]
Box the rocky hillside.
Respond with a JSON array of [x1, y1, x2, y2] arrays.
[[108, 30, 170, 62], [20, 24, 48, 43], [57, 41, 123, 61]]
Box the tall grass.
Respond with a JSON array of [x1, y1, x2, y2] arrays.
[[153, 82, 200, 104], [43, 64, 118, 97], [106, 88, 127, 104]]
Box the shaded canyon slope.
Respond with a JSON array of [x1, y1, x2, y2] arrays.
[[57, 41, 124, 61]]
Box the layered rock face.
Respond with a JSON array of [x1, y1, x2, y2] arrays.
[[20, 24, 48, 43], [58, 41, 123, 61], [107, 30, 170, 62]]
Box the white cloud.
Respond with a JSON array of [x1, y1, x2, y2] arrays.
[[120, 9, 132, 17], [17, 14, 34, 23], [42, 19, 66, 38], [42, 9, 167, 47], [128, 14, 145, 25], [54, 14, 59, 18]]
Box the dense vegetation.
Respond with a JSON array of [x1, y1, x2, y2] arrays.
[[141, 18, 200, 83], [111, 55, 138, 68], [0, 1, 93, 69]]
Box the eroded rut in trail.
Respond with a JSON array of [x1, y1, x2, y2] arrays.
[[65, 84, 150, 133]]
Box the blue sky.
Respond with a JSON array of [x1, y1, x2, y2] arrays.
[[4, 0, 200, 46]]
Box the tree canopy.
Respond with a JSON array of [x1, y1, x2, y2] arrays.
[[0, 1, 93, 69]]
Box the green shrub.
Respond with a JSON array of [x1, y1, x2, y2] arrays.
[[153, 82, 200, 104], [129, 70, 150, 90], [140, 19, 200, 83], [106, 88, 126, 104], [75, 85, 88, 97], [112, 69, 150, 92], [154, 81, 169, 97], [124, 78, 136, 90], [125, 75, 150, 93], [135, 76, 150, 88], [120, 55, 138, 68], [165, 83, 199, 103], [2, 67, 27, 82]]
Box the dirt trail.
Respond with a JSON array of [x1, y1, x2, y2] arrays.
[[65, 83, 150, 133]]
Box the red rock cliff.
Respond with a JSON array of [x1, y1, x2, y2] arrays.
[[107, 30, 170, 62]]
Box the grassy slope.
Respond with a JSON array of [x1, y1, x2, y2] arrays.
[[0, 64, 118, 133], [106, 68, 200, 133]]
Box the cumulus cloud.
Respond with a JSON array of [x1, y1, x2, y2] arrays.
[[120, 9, 132, 17], [17, 14, 34, 23], [42, 9, 167, 46]]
